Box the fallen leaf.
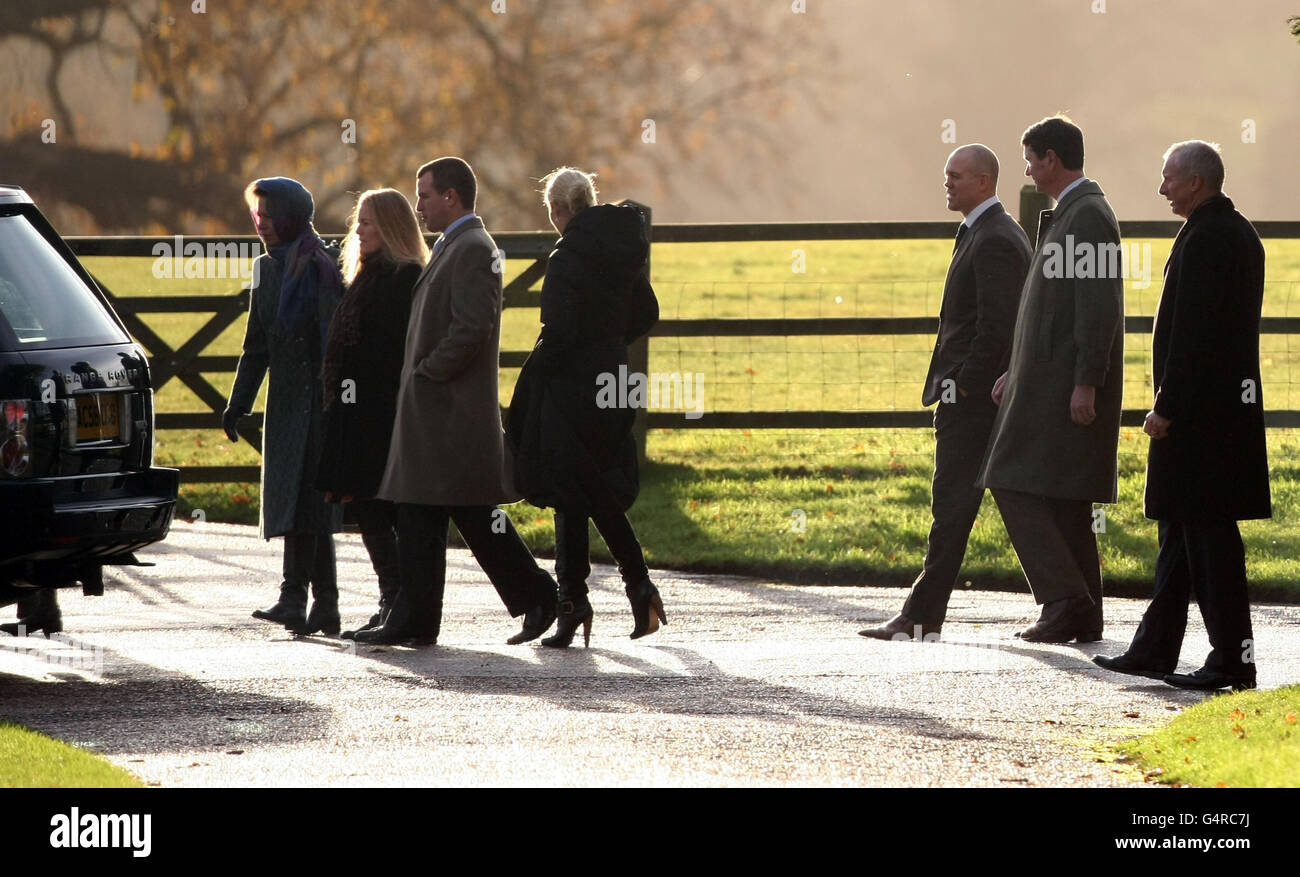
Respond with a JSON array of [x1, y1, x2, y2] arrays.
[[1285, 713, 1297, 724], [1124, 712, 1140, 718], [1229, 709, 1246, 720]]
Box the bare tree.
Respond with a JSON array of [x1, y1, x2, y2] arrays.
[[1, 0, 835, 232]]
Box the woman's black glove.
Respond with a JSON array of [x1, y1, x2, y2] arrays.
[[222, 406, 246, 442]]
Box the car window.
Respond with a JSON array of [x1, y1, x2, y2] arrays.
[[0, 214, 128, 350]]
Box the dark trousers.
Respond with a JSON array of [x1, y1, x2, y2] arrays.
[[353, 498, 400, 612], [990, 489, 1101, 620], [902, 395, 999, 625], [1125, 519, 1255, 677], [554, 508, 650, 597], [390, 503, 556, 639]]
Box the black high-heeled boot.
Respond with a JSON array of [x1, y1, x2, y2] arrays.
[[1, 589, 63, 638], [626, 579, 667, 640], [541, 591, 593, 649]]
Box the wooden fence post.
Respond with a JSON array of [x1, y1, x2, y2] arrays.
[[1019, 184, 1052, 244], [620, 199, 652, 464]]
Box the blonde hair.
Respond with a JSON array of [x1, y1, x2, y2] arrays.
[[340, 188, 430, 283], [540, 167, 599, 215]]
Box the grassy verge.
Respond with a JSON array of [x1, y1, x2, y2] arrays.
[[171, 427, 1300, 600], [0, 722, 143, 788], [1116, 686, 1300, 787]]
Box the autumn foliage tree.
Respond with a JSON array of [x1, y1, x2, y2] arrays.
[[2, 0, 831, 233]]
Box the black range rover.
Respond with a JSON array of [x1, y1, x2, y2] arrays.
[[0, 185, 177, 607]]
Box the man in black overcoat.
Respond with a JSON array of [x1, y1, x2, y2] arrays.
[[860, 144, 1030, 641], [1095, 141, 1269, 691]]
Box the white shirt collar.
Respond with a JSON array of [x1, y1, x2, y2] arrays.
[[963, 196, 1000, 228], [1056, 177, 1088, 203]]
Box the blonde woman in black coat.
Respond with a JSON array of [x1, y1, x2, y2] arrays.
[[507, 167, 663, 647], [316, 188, 427, 636]]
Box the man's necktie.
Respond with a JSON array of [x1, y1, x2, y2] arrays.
[[953, 223, 969, 253]]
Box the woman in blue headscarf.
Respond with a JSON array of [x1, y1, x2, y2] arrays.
[[225, 177, 345, 635]]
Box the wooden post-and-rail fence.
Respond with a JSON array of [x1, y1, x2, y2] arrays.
[[67, 189, 1300, 484]]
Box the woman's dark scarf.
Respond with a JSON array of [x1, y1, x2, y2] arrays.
[[321, 253, 385, 410], [254, 176, 343, 349]]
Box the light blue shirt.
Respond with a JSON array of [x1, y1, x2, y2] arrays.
[[433, 212, 477, 256]]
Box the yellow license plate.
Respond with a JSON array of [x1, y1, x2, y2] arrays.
[[76, 393, 120, 441]]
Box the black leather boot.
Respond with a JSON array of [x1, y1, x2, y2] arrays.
[[300, 535, 340, 635], [252, 532, 310, 630], [1, 589, 63, 637], [541, 580, 592, 649], [626, 578, 667, 640]]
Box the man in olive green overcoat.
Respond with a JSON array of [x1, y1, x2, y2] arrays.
[[977, 116, 1124, 643]]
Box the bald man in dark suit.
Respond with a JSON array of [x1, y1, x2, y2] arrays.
[[861, 144, 1031, 641]]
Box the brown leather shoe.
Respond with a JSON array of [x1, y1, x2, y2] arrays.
[[1018, 596, 1100, 643], [858, 613, 941, 642]]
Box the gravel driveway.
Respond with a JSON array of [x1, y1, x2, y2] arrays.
[[3, 521, 1297, 787]]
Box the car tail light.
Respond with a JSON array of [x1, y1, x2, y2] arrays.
[[1, 399, 32, 477]]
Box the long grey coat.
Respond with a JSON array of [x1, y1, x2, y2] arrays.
[[229, 253, 343, 538], [377, 217, 518, 506], [977, 180, 1124, 503]]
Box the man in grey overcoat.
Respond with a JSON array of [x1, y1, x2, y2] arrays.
[[225, 177, 344, 635], [1095, 141, 1268, 691], [354, 157, 559, 646], [977, 116, 1124, 643]]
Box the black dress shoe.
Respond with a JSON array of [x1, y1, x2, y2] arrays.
[[1018, 596, 1100, 643], [1093, 653, 1172, 681], [506, 601, 557, 645], [341, 611, 386, 641], [1163, 667, 1256, 691], [352, 623, 436, 647], [858, 612, 941, 641], [252, 600, 307, 631]]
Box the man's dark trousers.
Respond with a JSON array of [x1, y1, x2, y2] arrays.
[[390, 503, 553, 640], [1126, 519, 1255, 678], [901, 392, 999, 626]]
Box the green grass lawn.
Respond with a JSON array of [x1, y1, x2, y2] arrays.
[[0, 722, 143, 788], [1116, 686, 1300, 787], [85, 238, 1300, 595]]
